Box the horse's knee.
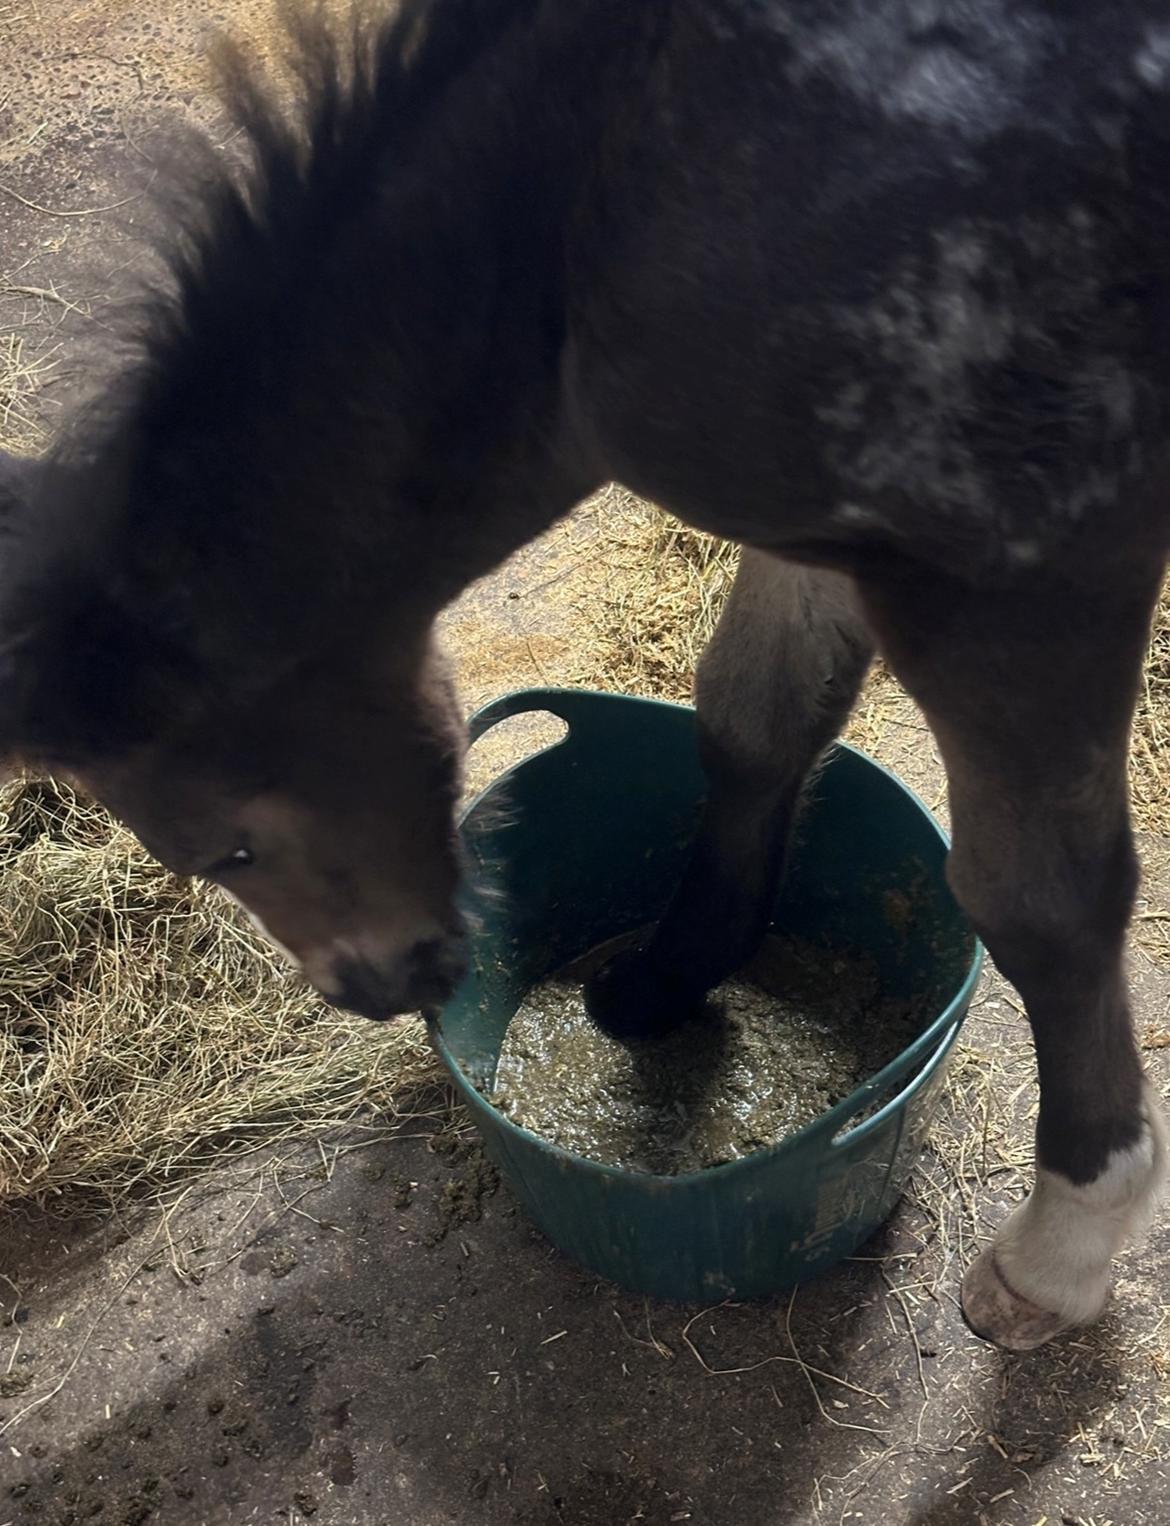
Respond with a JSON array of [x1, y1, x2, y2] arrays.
[[693, 557, 870, 789], [945, 823, 1138, 991]]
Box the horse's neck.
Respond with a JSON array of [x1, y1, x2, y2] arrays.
[[118, 3, 648, 630], [351, 0, 656, 595]]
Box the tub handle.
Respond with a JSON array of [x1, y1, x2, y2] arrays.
[[467, 685, 689, 748], [466, 687, 587, 747]]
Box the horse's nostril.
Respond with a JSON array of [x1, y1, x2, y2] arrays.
[[327, 938, 467, 1022], [332, 956, 396, 1020], [405, 936, 468, 1002], [408, 937, 456, 976]]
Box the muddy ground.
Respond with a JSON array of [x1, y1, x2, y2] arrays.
[[2, 5, 1170, 1525]]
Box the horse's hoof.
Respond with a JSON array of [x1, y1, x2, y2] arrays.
[[960, 1247, 1081, 1352], [583, 947, 699, 1041]]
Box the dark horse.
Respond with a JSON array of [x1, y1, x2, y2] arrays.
[[1, 0, 1168, 1351]]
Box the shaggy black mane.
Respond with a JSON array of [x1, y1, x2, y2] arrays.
[[5, 0, 643, 758], [145, 0, 542, 419]]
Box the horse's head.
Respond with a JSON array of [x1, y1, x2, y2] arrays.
[[0, 452, 471, 1020], [0, 4, 597, 1018], [87, 648, 470, 1022]]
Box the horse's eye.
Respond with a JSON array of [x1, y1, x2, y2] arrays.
[[203, 847, 254, 877]]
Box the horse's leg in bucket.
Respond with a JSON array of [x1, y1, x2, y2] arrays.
[[586, 552, 872, 1038], [862, 568, 1167, 1351]]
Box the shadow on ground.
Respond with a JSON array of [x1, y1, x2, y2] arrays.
[[3, 1080, 1166, 1526]]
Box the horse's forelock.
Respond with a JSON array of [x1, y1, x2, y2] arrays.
[[133, 0, 543, 392]]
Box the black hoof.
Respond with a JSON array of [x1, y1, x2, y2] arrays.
[[583, 947, 703, 1041]]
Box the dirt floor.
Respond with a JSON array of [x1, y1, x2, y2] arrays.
[[2, 5, 1170, 1525]]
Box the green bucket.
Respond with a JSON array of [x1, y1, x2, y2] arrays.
[[431, 688, 981, 1302]]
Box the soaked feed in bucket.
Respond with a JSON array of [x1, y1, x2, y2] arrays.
[[488, 933, 929, 1174]]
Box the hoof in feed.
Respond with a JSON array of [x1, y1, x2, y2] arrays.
[[960, 1246, 1081, 1352], [583, 947, 701, 1041]]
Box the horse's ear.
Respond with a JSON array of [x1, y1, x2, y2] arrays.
[[0, 583, 197, 766]]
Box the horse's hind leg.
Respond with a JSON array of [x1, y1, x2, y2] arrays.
[[586, 550, 872, 1037], [862, 568, 1167, 1350]]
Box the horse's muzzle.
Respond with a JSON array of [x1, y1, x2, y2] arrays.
[[327, 936, 468, 1021]]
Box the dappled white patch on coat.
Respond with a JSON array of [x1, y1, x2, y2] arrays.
[[1066, 468, 1126, 522], [815, 379, 870, 435], [1105, 372, 1137, 434], [833, 502, 885, 526], [818, 209, 1143, 530], [747, 0, 1055, 139], [1134, 24, 1170, 88], [822, 227, 1017, 516], [1006, 539, 1042, 566]]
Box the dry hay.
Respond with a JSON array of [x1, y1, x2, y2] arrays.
[[578, 491, 1170, 839], [1132, 576, 1170, 836], [573, 488, 922, 770], [0, 776, 438, 1212], [571, 485, 740, 701], [0, 326, 53, 455]]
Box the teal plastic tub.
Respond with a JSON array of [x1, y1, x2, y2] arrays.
[[431, 688, 981, 1302]]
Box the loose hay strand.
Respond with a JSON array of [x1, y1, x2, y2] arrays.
[[0, 325, 55, 454], [1131, 574, 1170, 836]]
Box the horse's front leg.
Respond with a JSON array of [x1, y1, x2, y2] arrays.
[[862, 567, 1167, 1350], [585, 551, 872, 1038]]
